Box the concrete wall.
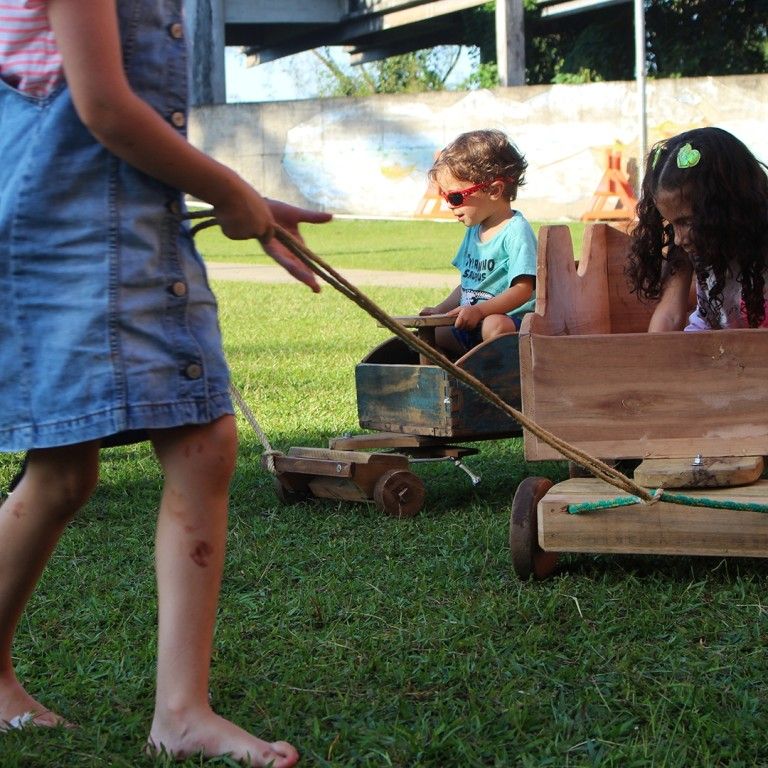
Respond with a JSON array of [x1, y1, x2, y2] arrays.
[[189, 74, 768, 221]]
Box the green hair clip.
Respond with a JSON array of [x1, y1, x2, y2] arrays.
[[676, 143, 701, 169]]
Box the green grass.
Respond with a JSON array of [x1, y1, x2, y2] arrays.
[[195, 218, 587, 272], [3, 224, 768, 767]]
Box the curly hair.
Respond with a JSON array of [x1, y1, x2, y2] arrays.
[[627, 127, 768, 328], [428, 129, 528, 202]]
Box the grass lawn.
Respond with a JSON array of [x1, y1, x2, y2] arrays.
[[2, 220, 767, 767], [194, 217, 587, 272]]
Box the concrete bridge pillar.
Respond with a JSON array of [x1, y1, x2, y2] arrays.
[[186, 0, 227, 105], [496, 0, 525, 86]]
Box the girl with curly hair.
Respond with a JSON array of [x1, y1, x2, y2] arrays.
[[627, 127, 768, 331]]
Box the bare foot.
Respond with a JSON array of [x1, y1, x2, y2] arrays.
[[148, 708, 299, 767], [0, 676, 70, 731]]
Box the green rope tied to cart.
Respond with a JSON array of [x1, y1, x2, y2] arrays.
[[567, 489, 768, 515]]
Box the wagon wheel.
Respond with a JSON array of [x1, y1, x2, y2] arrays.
[[271, 475, 309, 505], [373, 469, 425, 518], [509, 476, 559, 580]]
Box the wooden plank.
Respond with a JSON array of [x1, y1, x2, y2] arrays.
[[273, 455, 354, 478], [328, 432, 444, 450], [287, 446, 408, 468], [307, 477, 370, 502], [634, 455, 764, 489], [539, 478, 768, 557], [387, 314, 456, 328], [356, 363, 452, 435], [534, 224, 611, 336], [602, 224, 657, 335], [523, 328, 768, 460]]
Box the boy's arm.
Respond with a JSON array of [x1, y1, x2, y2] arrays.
[[478, 276, 534, 317], [421, 285, 461, 316], [451, 276, 534, 329]]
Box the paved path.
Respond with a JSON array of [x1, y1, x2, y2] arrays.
[[206, 261, 455, 289]]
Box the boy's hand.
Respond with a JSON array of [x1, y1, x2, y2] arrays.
[[419, 306, 439, 316], [452, 305, 484, 330]]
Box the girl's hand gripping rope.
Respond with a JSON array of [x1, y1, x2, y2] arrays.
[[184, 200, 331, 293]]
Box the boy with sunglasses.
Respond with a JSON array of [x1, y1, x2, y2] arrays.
[[420, 129, 536, 357]]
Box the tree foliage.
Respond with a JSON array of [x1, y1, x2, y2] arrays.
[[312, 0, 767, 96], [313, 46, 462, 97], [466, 0, 768, 86]]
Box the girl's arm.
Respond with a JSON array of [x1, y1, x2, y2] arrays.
[[648, 261, 694, 332], [46, 0, 323, 290]]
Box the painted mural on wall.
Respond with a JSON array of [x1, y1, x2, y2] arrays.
[[278, 76, 767, 221], [191, 75, 767, 221]]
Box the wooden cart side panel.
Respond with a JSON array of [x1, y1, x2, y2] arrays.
[[535, 223, 657, 337], [534, 224, 611, 336], [519, 314, 537, 460], [539, 478, 768, 557], [449, 332, 522, 437], [356, 363, 452, 436], [523, 329, 768, 460], [361, 336, 418, 365], [602, 224, 658, 335]]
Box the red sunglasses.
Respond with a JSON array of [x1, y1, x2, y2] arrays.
[[441, 177, 506, 208]]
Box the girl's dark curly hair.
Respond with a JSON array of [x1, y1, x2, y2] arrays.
[[627, 127, 768, 327], [428, 129, 527, 202]]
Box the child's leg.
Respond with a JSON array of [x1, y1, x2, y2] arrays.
[[147, 415, 298, 768], [434, 325, 468, 357], [0, 442, 100, 727], [481, 313, 518, 341]]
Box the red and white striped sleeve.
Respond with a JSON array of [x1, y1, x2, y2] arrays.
[[0, 0, 63, 97]]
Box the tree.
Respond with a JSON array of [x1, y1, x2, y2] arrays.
[[301, 0, 767, 97], [645, 0, 768, 77], [313, 46, 463, 97], [463, 0, 768, 85]]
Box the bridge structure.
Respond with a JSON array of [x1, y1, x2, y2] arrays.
[[185, 0, 639, 152], [185, 0, 526, 104]]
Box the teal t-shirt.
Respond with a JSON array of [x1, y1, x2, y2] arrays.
[[451, 211, 537, 318]]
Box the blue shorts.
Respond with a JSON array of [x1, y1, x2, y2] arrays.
[[451, 313, 525, 352]]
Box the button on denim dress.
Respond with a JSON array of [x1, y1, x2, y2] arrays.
[[0, 0, 233, 451]]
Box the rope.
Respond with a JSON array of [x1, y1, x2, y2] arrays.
[[568, 489, 768, 515], [227, 383, 281, 475]]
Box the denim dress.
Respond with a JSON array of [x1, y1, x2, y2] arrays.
[[0, 0, 233, 451]]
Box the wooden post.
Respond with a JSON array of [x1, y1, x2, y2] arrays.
[[496, 0, 526, 87], [187, 0, 227, 106]]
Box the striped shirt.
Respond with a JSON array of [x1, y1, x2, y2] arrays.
[[0, 0, 62, 97]]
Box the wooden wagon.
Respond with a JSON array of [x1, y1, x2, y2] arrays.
[[510, 223, 768, 579], [272, 311, 526, 516]]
